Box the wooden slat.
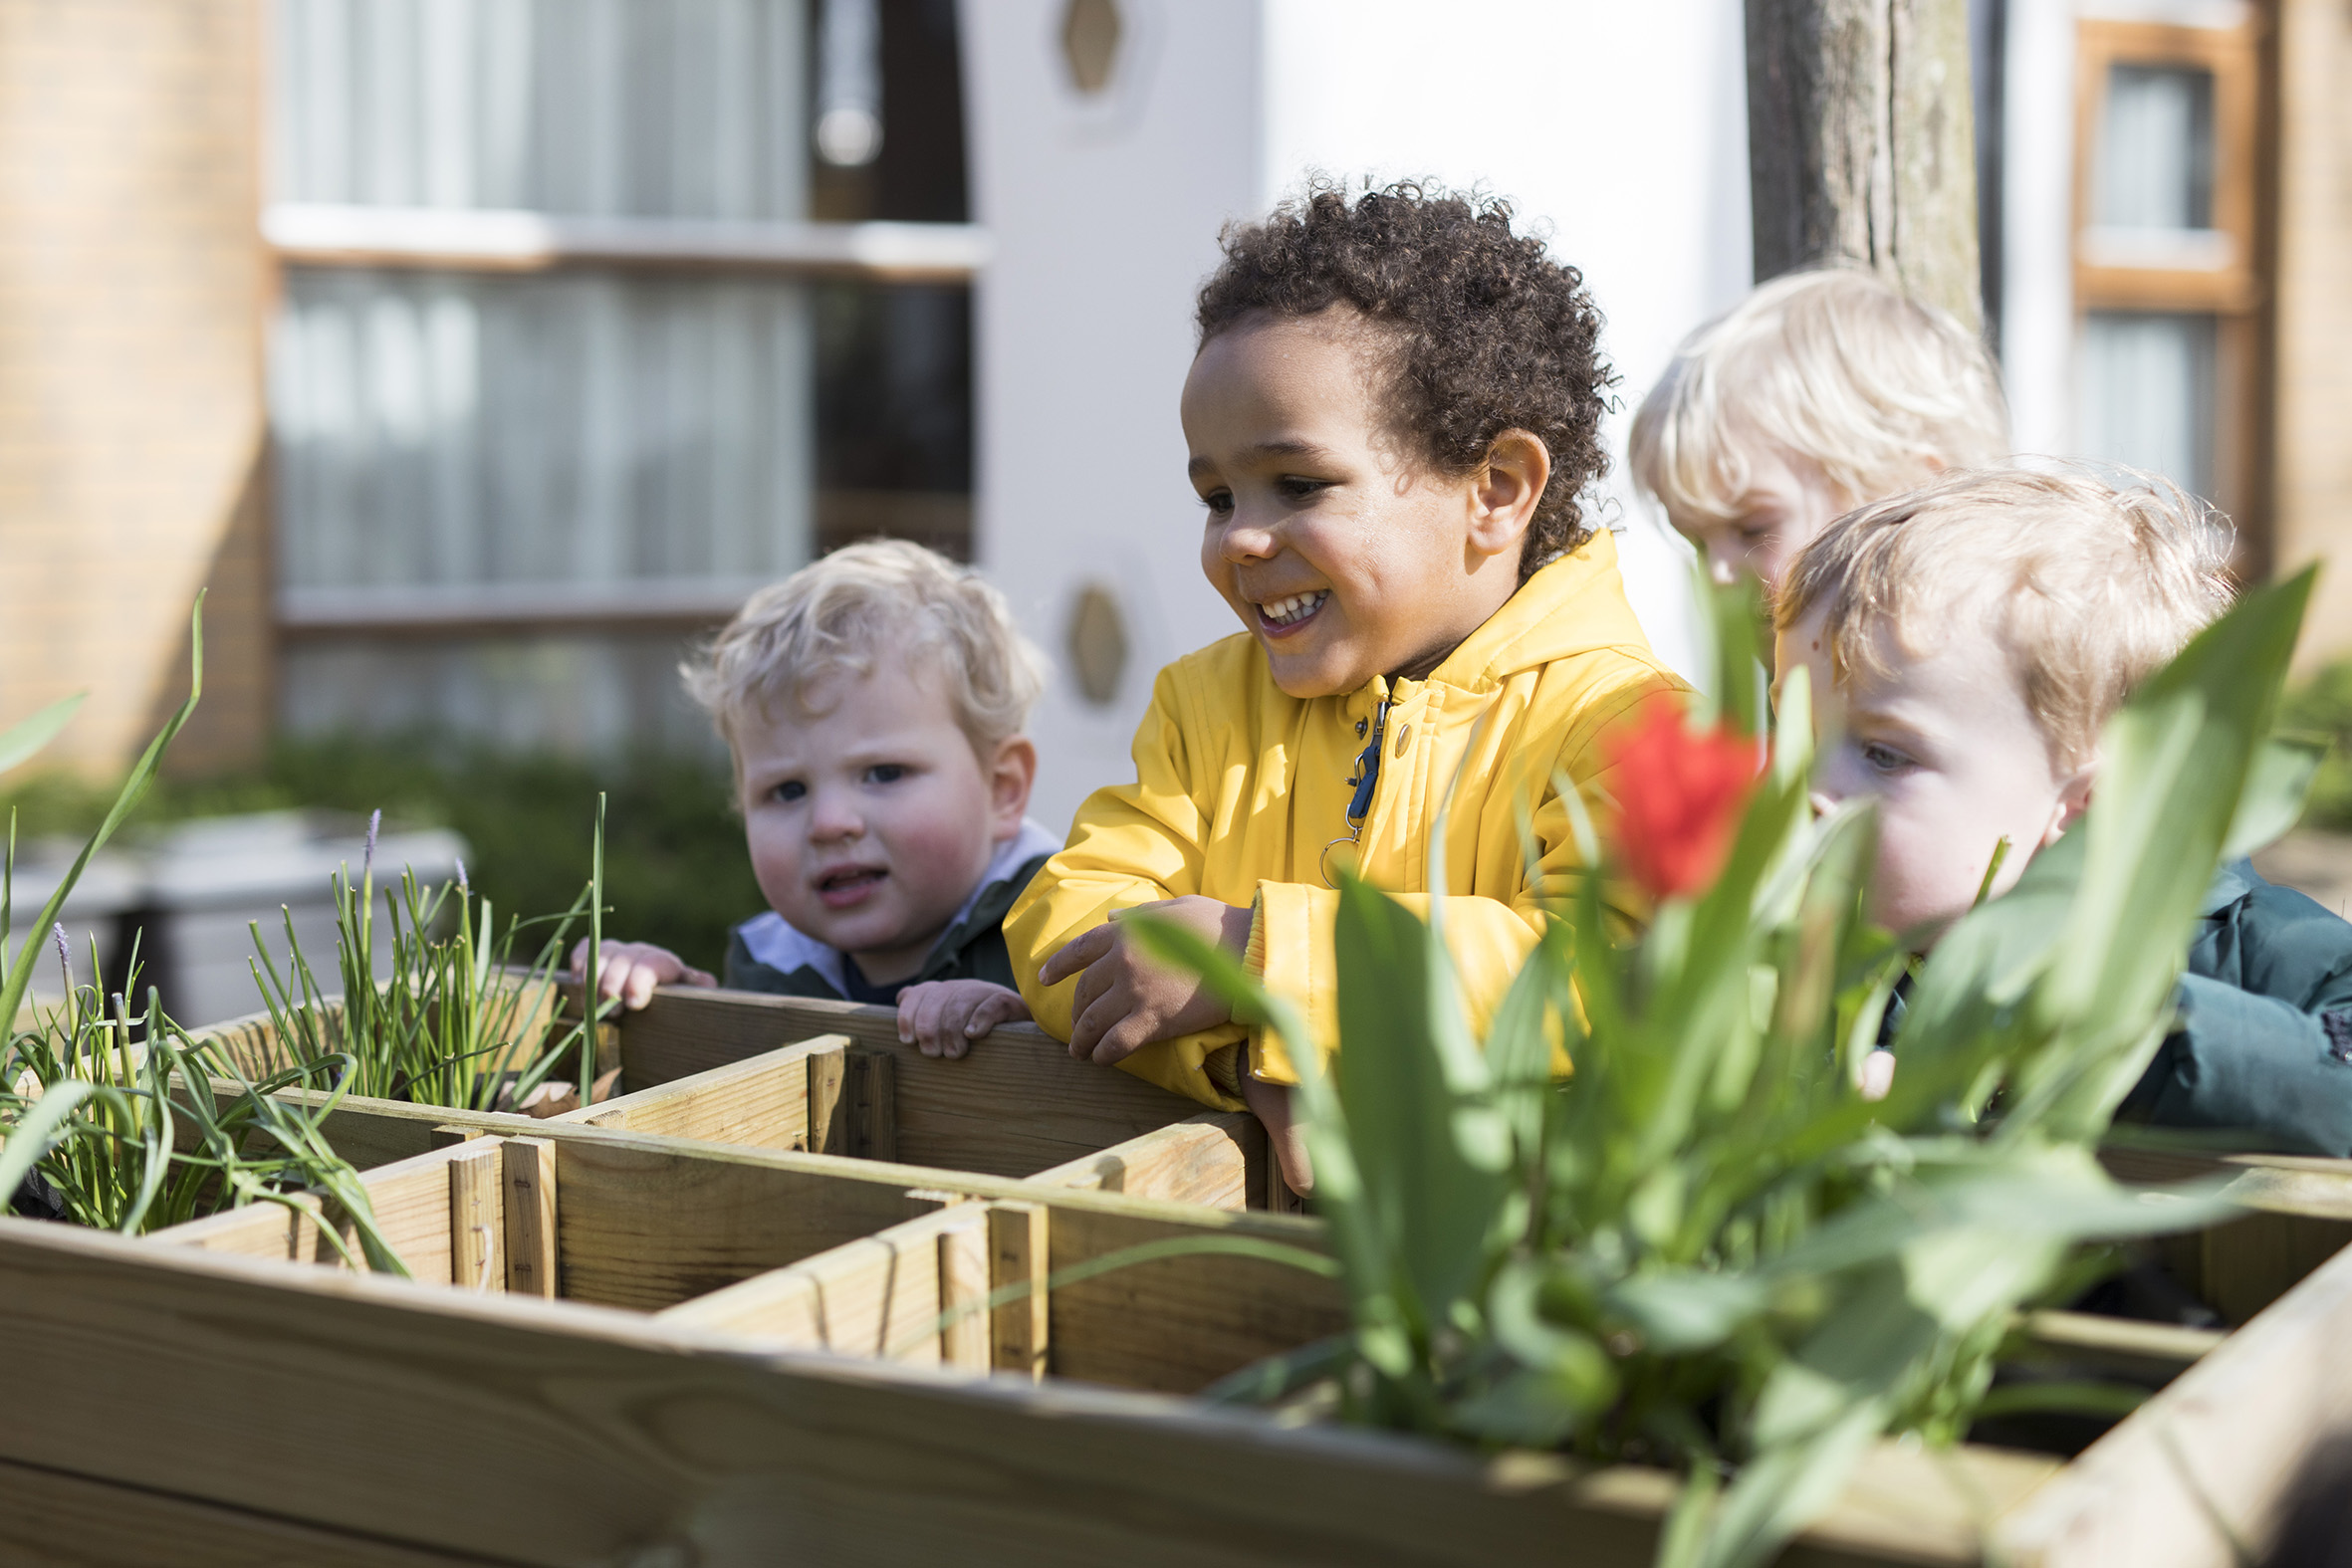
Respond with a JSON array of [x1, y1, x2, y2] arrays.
[[0, 1452, 500, 1567], [1044, 1203, 1349, 1394], [2098, 1147, 2352, 1323], [990, 1201, 1050, 1381], [654, 1204, 984, 1367], [546, 1130, 941, 1311], [808, 1039, 850, 1154], [503, 1137, 560, 1299], [553, 1036, 839, 1152], [2000, 1232, 2352, 1567], [447, 1143, 504, 1291], [1025, 1112, 1258, 1209], [610, 987, 1194, 1176], [150, 1195, 333, 1264], [857, 1049, 897, 1162], [350, 1143, 488, 1285], [938, 1209, 992, 1371], [0, 1214, 2065, 1568], [2017, 1309, 2226, 1381]]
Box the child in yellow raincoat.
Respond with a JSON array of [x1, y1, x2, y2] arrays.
[[1006, 180, 1685, 1188]]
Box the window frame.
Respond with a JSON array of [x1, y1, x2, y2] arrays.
[[2071, 11, 2274, 550]]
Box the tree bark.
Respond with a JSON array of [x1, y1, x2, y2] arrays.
[[1746, 0, 1983, 333]]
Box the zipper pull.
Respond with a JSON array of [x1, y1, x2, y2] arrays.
[[1346, 700, 1389, 825]]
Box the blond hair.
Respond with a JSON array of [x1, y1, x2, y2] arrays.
[[1774, 466, 2236, 768], [685, 540, 1047, 759], [1629, 268, 2008, 527]]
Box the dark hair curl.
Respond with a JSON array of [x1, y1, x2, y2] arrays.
[[1195, 177, 1615, 579]]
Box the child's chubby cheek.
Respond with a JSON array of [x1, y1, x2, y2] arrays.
[[750, 808, 990, 955]]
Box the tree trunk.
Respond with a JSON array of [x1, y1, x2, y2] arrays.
[[1746, 0, 1983, 333]]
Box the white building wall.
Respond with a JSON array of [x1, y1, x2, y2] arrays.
[[2003, 0, 2079, 460], [964, 0, 1752, 833]]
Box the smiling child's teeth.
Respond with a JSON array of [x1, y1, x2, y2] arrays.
[[1263, 591, 1326, 625]]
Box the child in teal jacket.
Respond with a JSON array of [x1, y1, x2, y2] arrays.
[[1774, 464, 2352, 1155]]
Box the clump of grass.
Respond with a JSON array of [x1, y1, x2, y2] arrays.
[[0, 598, 402, 1272], [0, 929, 402, 1271], [246, 799, 617, 1115]]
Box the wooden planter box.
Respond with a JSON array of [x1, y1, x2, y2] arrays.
[[0, 986, 2345, 1566]]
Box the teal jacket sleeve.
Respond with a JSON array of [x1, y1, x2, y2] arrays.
[[2117, 864, 2352, 1156]]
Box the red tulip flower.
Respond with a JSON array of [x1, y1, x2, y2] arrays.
[[1601, 696, 1762, 902]]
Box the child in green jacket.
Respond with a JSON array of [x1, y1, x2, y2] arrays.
[[1774, 464, 2352, 1156]]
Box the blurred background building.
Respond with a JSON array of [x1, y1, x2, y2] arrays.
[[0, 0, 2343, 839]]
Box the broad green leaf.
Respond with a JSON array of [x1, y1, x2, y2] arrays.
[[1697, 1398, 1887, 1568], [1604, 1269, 1769, 1354], [2223, 735, 2323, 861], [1330, 876, 1511, 1327]]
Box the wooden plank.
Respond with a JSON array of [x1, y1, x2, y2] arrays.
[[2097, 1145, 2352, 1220], [2202, 1212, 2352, 1326], [856, 1049, 897, 1162], [546, 1129, 941, 1310], [1025, 1112, 1257, 1210], [158, 1139, 489, 1282], [2017, 1309, 2226, 1382], [611, 987, 1195, 1176], [150, 1195, 332, 1264], [808, 1039, 850, 1155], [1044, 1203, 1349, 1394], [447, 1142, 504, 1292], [2097, 1147, 2352, 1323], [192, 1076, 471, 1171], [0, 1214, 2062, 1568], [990, 1201, 1050, 1381], [553, 1036, 838, 1152], [653, 1204, 981, 1367], [503, 1137, 560, 1299], [347, 1142, 486, 1285], [0, 1452, 500, 1567], [938, 1208, 992, 1371], [2000, 1229, 2352, 1568]]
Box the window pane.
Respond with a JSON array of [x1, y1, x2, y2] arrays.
[[2096, 64, 2215, 232], [274, 267, 816, 595], [2078, 312, 2218, 499], [273, 0, 810, 219]]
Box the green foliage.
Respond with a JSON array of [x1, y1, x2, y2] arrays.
[[2278, 658, 2352, 832], [246, 841, 605, 1115], [0, 602, 400, 1270], [1131, 569, 2315, 1568], [0, 735, 762, 976], [0, 955, 404, 1273]]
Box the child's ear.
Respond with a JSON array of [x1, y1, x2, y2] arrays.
[[1468, 429, 1551, 561], [989, 736, 1039, 835], [2040, 763, 2096, 848]]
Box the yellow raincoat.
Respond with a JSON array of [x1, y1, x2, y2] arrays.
[[1006, 531, 1686, 1110]]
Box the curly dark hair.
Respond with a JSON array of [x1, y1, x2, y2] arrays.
[[1195, 178, 1615, 579]]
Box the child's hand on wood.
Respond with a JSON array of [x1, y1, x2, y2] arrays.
[[896, 979, 1030, 1058], [568, 939, 717, 1011], [1038, 897, 1253, 1065]]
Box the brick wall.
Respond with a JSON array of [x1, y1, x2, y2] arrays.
[[2273, 0, 2352, 668], [0, 0, 269, 781]]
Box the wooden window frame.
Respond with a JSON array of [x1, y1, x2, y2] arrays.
[[2073, 20, 2262, 312], [2072, 11, 2275, 553]]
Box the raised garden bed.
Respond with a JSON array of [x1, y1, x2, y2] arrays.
[[0, 984, 2341, 1566]]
